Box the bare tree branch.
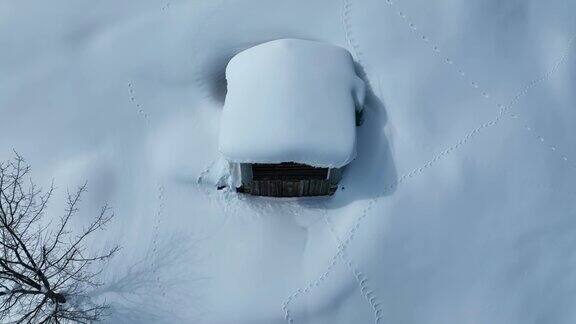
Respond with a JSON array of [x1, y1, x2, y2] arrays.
[[0, 153, 119, 323]]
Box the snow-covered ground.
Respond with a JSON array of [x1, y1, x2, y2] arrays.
[[1, 0, 576, 323]]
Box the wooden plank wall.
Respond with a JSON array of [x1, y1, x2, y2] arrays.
[[251, 163, 328, 180], [238, 162, 339, 197], [251, 179, 333, 197]]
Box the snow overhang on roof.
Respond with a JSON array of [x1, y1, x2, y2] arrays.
[[219, 39, 366, 168]]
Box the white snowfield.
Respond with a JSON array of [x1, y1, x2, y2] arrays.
[[1, 0, 576, 323], [220, 38, 365, 168]]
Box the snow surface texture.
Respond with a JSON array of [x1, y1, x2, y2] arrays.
[[1, 0, 576, 323], [219, 38, 365, 168]]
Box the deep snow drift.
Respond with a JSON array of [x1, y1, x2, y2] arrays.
[[1, 0, 576, 323], [220, 38, 365, 168]]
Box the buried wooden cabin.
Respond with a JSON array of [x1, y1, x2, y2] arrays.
[[218, 39, 365, 197], [236, 162, 342, 197]]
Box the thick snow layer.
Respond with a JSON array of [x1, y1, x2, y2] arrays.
[[219, 39, 365, 168], [2, 0, 576, 323]]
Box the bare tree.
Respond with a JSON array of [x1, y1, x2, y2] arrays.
[[0, 153, 119, 323]]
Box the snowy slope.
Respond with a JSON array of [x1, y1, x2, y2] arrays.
[[1, 0, 576, 323]]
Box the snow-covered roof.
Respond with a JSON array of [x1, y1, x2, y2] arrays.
[[219, 39, 365, 168]]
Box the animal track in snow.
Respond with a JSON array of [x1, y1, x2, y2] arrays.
[[150, 185, 166, 297], [127, 82, 151, 122], [382, 0, 576, 169], [323, 213, 384, 323]]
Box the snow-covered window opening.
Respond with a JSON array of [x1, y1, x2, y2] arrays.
[[219, 39, 365, 197]]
